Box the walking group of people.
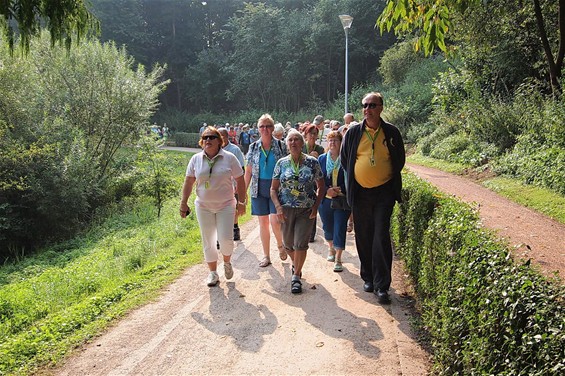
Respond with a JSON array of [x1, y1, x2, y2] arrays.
[[180, 91, 405, 304]]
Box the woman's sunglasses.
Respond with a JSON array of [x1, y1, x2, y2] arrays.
[[202, 135, 218, 140]]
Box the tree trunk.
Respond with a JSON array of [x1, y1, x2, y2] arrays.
[[533, 0, 563, 95]]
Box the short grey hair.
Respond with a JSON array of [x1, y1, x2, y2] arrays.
[[285, 128, 304, 144]]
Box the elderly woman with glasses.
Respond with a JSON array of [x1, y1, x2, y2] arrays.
[[180, 126, 247, 287], [244, 114, 288, 267], [270, 129, 325, 294], [318, 131, 351, 272]]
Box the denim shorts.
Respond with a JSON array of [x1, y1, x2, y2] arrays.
[[251, 179, 276, 216]]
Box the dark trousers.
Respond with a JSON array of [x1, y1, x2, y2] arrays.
[[352, 181, 395, 291]]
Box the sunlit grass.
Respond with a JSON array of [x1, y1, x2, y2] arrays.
[[407, 153, 469, 173], [0, 199, 203, 375]]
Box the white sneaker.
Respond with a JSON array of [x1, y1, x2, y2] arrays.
[[224, 262, 234, 280], [206, 271, 219, 287]]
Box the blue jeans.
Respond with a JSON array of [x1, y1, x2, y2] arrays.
[[318, 197, 351, 250]]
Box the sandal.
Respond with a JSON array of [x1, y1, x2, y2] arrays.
[[291, 279, 302, 294], [333, 261, 344, 272], [327, 248, 336, 262], [278, 245, 288, 261], [259, 257, 271, 267]]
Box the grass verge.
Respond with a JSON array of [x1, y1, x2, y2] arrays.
[[406, 153, 469, 174]]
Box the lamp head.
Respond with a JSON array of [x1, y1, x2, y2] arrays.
[[339, 15, 353, 30]]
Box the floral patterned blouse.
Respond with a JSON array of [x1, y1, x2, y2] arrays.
[[272, 153, 323, 208], [246, 137, 287, 198]]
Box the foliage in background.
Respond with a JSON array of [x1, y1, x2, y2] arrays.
[[375, 0, 565, 198], [91, 0, 396, 114], [378, 39, 449, 142], [415, 70, 565, 195], [0, 33, 168, 259], [0, 0, 97, 53], [133, 138, 182, 217], [393, 172, 565, 375], [377, 0, 563, 95]]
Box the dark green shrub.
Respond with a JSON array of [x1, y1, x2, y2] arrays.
[[394, 173, 439, 285], [172, 132, 200, 148], [394, 172, 565, 375]]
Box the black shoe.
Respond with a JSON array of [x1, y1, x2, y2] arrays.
[[375, 289, 391, 304], [291, 279, 302, 294], [233, 227, 240, 241], [363, 282, 374, 292]]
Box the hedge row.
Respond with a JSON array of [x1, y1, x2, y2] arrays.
[[393, 172, 564, 375], [171, 132, 200, 148]]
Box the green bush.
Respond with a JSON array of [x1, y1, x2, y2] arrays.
[[393, 172, 565, 375], [172, 132, 200, 148], [495, 144, 565, 195]]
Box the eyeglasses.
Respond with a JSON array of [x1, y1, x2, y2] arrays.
[[258, 125, 273, 129], [328, 139, 341, 143], [202, 135, 218, 140], [362, 103, 382, 109]]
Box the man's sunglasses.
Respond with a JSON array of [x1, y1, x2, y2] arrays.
[[362, 103, 381, 109], [202, 135, 219, 140]]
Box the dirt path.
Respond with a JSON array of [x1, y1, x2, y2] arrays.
[[49, 218, 430, 375], [407, 163, 565, 280]]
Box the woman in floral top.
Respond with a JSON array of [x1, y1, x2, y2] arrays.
[[270, 129, 325, 294]]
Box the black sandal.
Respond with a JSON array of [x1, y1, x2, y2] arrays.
[[291, 279, 302, 294]]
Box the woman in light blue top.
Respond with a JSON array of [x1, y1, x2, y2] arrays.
[[244, 114, 288, 267]]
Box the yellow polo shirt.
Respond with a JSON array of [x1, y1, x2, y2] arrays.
[[354, 127, 393, 188]]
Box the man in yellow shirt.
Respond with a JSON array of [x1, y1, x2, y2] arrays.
[[340, 92, 405, 304]]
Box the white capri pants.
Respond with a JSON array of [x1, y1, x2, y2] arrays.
[[195, 204, 236, 263]]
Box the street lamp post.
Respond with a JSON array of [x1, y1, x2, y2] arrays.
[[339, 15, 353, 114]]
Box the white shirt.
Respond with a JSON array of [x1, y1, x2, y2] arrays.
[[186, 149, 244, 211]]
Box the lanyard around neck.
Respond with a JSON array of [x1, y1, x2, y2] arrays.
[[204, 154, 218, 188], [364, 126, 381, 167], [290, 154, 302, 176], [260, 144, 271, 168]]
